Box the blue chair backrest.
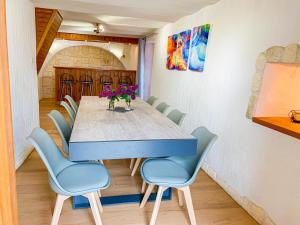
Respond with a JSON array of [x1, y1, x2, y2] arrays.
[[155, 102, 170, 113], [60, 101, 76, 125], [65, 95, 78, 113], [27, 127, 74, 190], [48, 110, 71, 154], [146, 96, 157, 106], [167, 109, 186, 126], [168, 127, 217, 186]]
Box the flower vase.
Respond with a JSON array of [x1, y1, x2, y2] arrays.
[[109, 99, 115, 110], [125, 101, 131, 111]]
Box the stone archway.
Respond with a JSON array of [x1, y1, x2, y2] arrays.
[[39, 45, 126, 99], [246, 44, 300, 119]]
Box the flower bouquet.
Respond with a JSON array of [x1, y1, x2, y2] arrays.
[[99, 84, 138, 111]]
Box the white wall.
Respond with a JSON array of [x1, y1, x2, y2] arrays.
[[6, 0, 39, 169], [151, 0, 300, 224]]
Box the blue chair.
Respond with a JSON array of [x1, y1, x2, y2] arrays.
[[60, 101, 75, 126], [27, 127, 111, 225], [140, 127, 217, 225], [167, 109, 186, 126], [48, 110, 71, 155], [155, 102, 170, 114], [131, 108, 187, 176], [65, 95, 78, 113], [146, 96, 158, 106]]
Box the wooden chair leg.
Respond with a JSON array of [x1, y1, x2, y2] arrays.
[[149, 186, 168, 225], [140, 184, 154, 208], [141, 181, 147, 193], [177, 189, 184, 207], [83, 193, 103, 225], [97, 190, 101, 197], [181, 186, 197, 225], [131, 158, 142, 176], [130, 158, 135, 169], [93, 192, 103, 213], [51, 194, 69, 225]]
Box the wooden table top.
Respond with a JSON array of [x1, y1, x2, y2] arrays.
[[70, 96, 194, 143]]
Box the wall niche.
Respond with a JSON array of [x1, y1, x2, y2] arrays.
[[247, 44, 300, 139]]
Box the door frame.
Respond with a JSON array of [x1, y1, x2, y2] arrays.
[[0, 0, 19, 224]]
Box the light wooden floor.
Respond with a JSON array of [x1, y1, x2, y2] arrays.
[[16, 99, 258, 225]]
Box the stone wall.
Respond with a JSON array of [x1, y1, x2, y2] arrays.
[[246, 44, 300, 119], [39, 45, 125, 99]]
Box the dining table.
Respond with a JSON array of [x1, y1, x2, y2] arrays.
[[69, 96, 197, 208]]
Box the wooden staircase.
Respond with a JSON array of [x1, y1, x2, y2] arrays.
[[35, 8, 62, 73]]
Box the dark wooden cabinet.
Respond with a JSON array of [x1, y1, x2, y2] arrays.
[[55, 66, 137, 102]]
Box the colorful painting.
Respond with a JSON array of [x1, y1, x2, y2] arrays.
[[175, 30, 191, 71], [166, 34, 178, 70], [189, 24, 210, 72]]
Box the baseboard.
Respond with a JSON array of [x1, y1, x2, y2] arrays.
[[202, 161, 276, 225], [15, 148, 33, 170]]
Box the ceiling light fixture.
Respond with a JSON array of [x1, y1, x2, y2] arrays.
[[94, 23, 104, 34]]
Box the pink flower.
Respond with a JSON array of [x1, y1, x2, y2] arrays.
[[104, 84, 112, 91], [132, 85, 138, 91]]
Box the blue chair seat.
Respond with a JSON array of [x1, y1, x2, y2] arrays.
[[56, 163, 110, 194], [141, 159, 191, 186]]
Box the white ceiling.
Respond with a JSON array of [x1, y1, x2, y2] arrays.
[[32, 0, 220, 37]]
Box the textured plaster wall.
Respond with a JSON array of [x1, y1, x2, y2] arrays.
[[150, 0, 300, 224], [6, 0, 39, 168], [39, 45, 125, 99]]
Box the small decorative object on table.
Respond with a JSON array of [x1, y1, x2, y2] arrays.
[[289, 110, 300, 123], [99, 84, 138, 112]]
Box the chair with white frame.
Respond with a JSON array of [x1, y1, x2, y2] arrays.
[[146, 96, 158, 106], [130, 108, 186, 176], [60, 101, 76, 126], [27, 127, 111, 225], [64, 95, 78, 114], [139, 126, 217, 225], [48, 110, 71, 155]]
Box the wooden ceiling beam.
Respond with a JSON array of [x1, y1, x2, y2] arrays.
[[56, 32, 139, 45], [36, 8, 63, 73]]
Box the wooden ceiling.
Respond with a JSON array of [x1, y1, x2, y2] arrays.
[[35, 8, 63, 73]]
